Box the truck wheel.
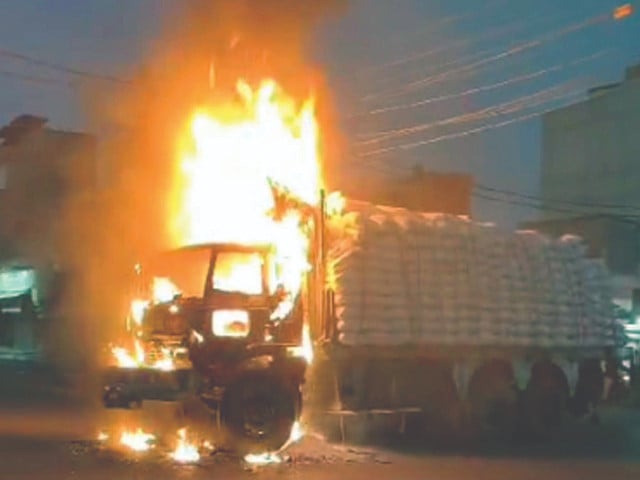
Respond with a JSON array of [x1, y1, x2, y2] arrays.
[[570, 359, 603, 417], [468, 359, 518, 439], [522, 360, 569, 439], [221, 371, 298, 454]]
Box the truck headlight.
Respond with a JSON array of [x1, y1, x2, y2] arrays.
[[212, 310, 250, 338]]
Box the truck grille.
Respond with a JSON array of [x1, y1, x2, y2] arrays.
[[145, 313, 189, 336]]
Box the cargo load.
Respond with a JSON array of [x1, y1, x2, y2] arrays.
[[327, 199, 617, 349]]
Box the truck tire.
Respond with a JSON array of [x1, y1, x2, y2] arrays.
[[570, 359, 603, 417], [522, 360, 569, 439], [418, 361, 459, 443], [468, 359, 518, 440], [220, 371, 298, 454]]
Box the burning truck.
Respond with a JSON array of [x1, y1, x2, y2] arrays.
[[104, 241, 311, 454], [101, 78, 622, 455], [102, 78, 321, 455]]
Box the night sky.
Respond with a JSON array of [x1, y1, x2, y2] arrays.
[[0, 0, 638, 227]]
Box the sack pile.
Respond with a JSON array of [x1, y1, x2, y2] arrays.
[[327, 200, 617, 347]]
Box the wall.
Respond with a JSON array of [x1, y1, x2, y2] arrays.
[[541, 67, 640, 215], [339, 169, 474, 216], [0, 119, 101, 362], [0, 123, 97, 266], [538, 65, 640, 306]]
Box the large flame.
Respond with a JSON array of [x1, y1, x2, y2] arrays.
[[171, 79, 321, 318], [110, 79, 322, 371]]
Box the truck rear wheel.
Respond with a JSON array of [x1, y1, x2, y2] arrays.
[[468, 359, 518, 439], [221, 371, 298, 454], [522, 360, 569, 439]]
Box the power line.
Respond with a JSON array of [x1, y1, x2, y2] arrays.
[[357, 6, 569, 93], [473, 190, 585, 215], [341, 152, 640, 223], [353, 0, 512, 78], [472, 191, 640, 226], [356, 87, 585, 160], [336, 163, 640, 224], [475, 183, 640, 211], [0, 69, 72, 87], [357, 79, 583, 146], [0, 47, 130, 84], [357, 50, 607, 118], [365, 10, 610, 102]]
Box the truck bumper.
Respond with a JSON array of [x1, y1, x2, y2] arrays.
[[101, 366, 194, 407]]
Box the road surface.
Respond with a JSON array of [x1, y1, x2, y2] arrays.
[[1, 363, 640, 479]]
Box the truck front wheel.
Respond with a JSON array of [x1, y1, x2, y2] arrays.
[[221, 371, 299, 454]]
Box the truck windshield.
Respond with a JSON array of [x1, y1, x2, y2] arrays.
[[146, 247, 212, 300], [212, 251, 264, 295]]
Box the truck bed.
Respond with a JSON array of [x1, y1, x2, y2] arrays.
[[326, 199, 619, 350]]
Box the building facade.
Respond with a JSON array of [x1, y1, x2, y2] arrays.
[[541, 63, 640, 212], [0, 115, 97, 264], [339, 167, 474, 216], [531, 62, 640, 315], [0, 115, 97, 359]]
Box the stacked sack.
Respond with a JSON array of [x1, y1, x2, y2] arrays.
[[327, 199, 618, 348]]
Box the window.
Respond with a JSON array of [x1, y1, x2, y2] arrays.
[[147, 247, 212, 299], [212, 252, 264, 295]]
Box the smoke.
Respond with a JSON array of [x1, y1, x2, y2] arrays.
[[52, 0, 347, 374]]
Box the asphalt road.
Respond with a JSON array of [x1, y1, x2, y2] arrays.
[[1, 422, 640, 480], [1, 363, 640, 480]]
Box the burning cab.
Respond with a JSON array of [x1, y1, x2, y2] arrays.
[[103, 242, 309, 454]]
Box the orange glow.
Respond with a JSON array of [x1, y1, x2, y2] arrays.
[[614, 4, 633, 19], [153, 277, 180, 303], [211, 309, 250, 337], [244, 452, 284, 465], [134, 339, 145, 363], [325, 191, 346, 217], [120, 428, 156, 452], [213, 251, 263, 294], [288, 323, 313, 363], [170, 428, 200, 463], [111, 340, 144, 368], [171, 79, 321, 319], [153, 347, 176, 371], [111, 339, 175, 371], [243, 421, 305, 465], [288, 421, 305, 444], [130, 299, 149, 326]]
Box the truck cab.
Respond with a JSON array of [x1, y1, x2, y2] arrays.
[[131, 243, 301, 354], [105, 242, 308, 453]]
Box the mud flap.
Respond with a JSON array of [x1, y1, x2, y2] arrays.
[[452, 361, 474, 401], [553, 358, 579, 397], [512, 359, 532, 391]]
